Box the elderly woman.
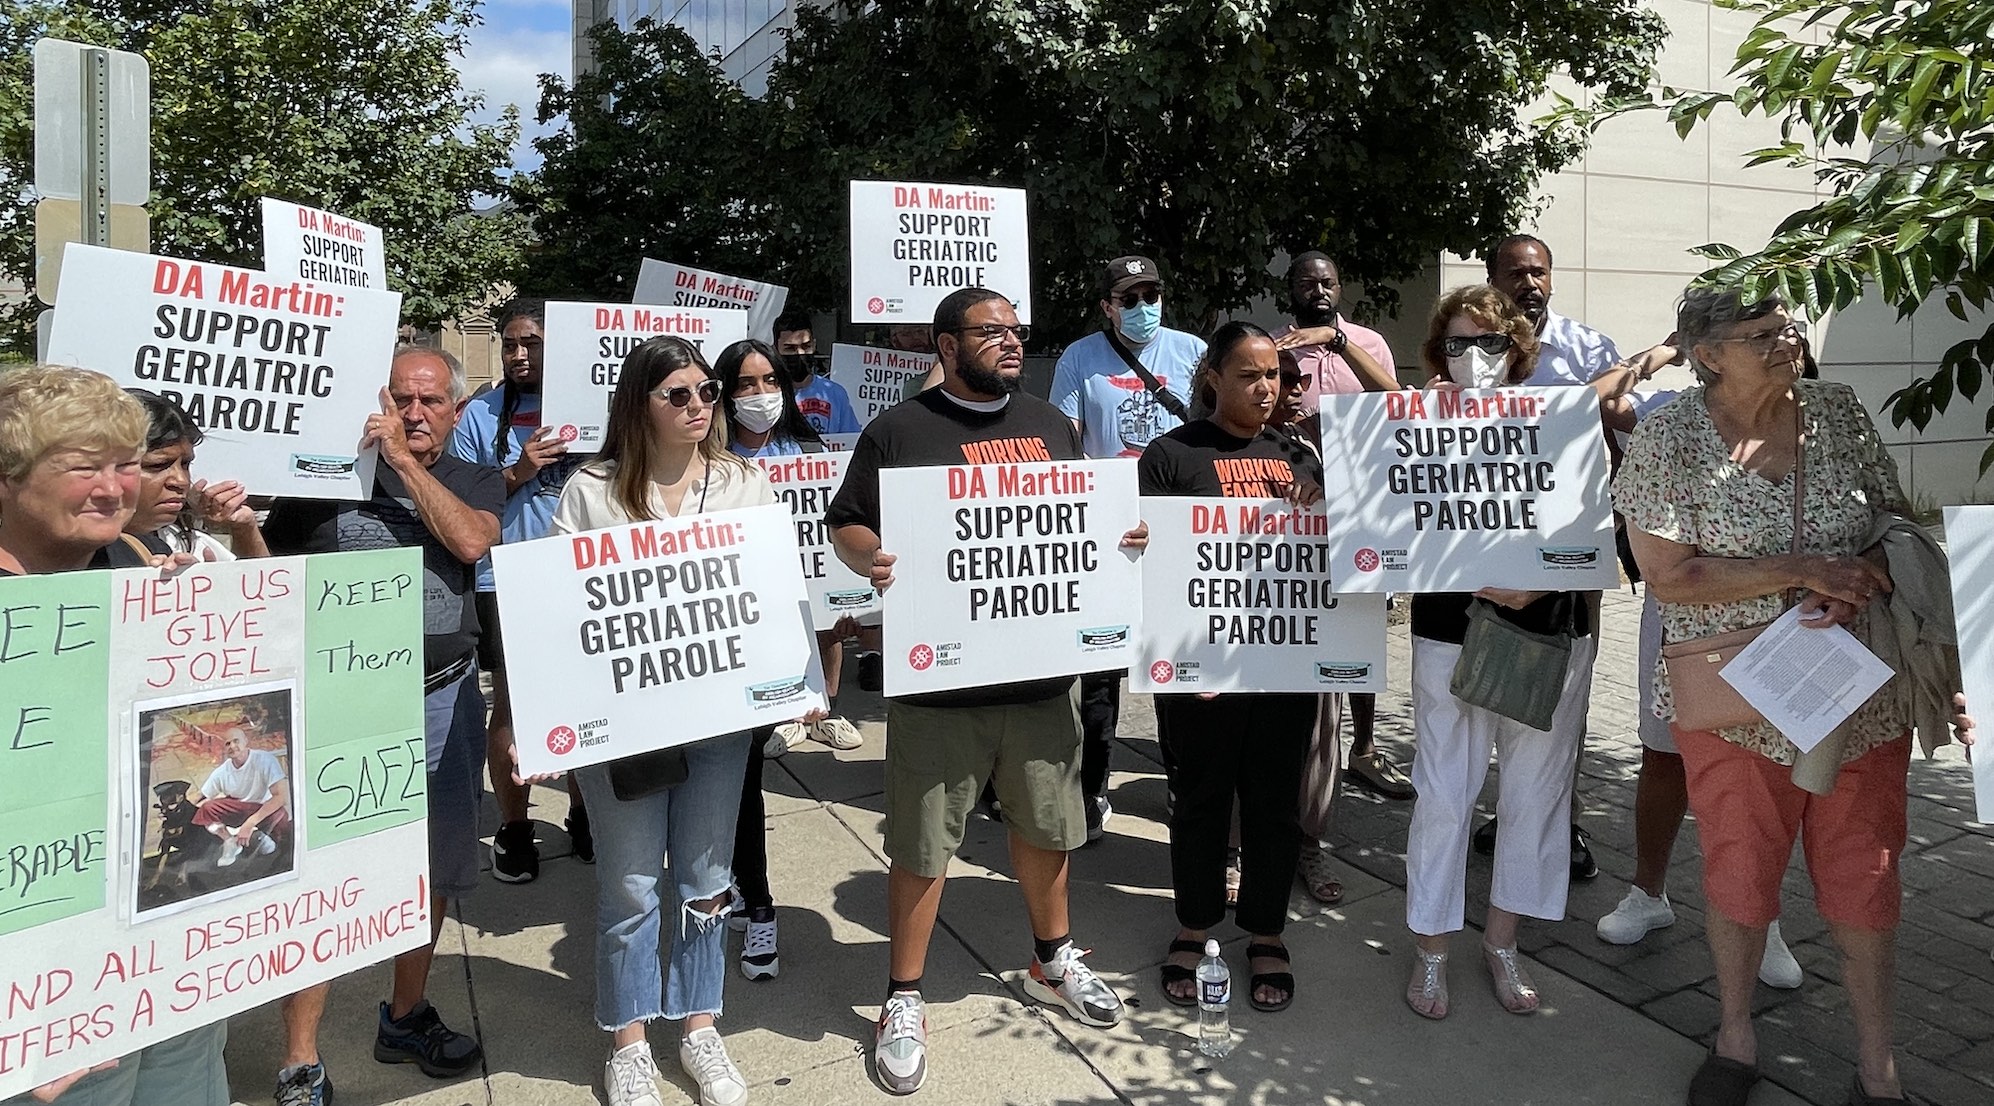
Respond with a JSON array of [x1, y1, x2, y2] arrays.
[[0, 366, 228, 1105], [1401, 285, 1598, 1020], [1615, 289, 1918, 1106]]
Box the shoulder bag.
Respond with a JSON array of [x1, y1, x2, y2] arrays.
[[1104, 328, 1190, 420], [1658, 403, 1805, 733], [1449, 593, 1581, 731]]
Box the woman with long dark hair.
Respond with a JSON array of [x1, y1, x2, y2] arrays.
[[547, 336, 769, 1106], [106, 390, 268, 562]]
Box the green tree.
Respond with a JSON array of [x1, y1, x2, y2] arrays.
[[0, 0, 522, 353], [522, 1, 1664, 343], [1628, 1, 1994, 468]]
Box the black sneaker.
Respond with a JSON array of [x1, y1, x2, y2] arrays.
[[374, 1000, 481, 1078], [856, 651, 883, 693], [1472, 816, 1498, 856], [492, 820, 538, 884], [566, 807, 595, 865], [1570, 824, 1599, 881], [274, 1061, 333, 1106]]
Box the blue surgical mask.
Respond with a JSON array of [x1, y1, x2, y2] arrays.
[[1117, 300, 1162, 344]]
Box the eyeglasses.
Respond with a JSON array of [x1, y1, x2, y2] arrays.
[[1442, 334, 1515, 358], [1116, 288, 1163, 308], [1280, 372, 1313, 390], [649, 380, 722, 407], [1711, 322, 1803, 355], [952, 324, 1032, 345]]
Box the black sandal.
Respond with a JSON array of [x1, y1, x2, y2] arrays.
[[1160, 939, 1204, 1007], [1246, 942, 1295, 1012], [1687, 1048, 1760, 1106]]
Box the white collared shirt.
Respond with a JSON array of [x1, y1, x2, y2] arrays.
[[1527, 308, 1622, 387]]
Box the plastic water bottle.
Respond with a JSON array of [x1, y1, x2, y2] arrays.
[[1196, 938, 1232, 1058]]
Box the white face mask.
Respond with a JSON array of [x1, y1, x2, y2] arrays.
[[733, 392, 785, 434], [1448, 346, 1508, 388]]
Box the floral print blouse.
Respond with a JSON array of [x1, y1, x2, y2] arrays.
[[1613, 380, 1911, 765]]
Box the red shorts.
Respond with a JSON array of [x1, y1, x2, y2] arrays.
[[1674, 727, 1909, 931]]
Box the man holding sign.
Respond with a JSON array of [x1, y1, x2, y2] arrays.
[[262, 347, 501, 1085], [828, 288, 1145, 1096]]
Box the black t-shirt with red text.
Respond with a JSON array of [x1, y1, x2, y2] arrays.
[[827, 387, 1084, 708], [1136, 419, 1322, 497]]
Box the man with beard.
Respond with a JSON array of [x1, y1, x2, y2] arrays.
[[829, 288, 1146, 1095], [1478, 233, 1623, 882], [773, 310, 861, 435]]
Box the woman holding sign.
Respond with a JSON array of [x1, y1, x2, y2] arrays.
[[1138, 321, 1323, 1014], [1614, 288, 1965, 1106], [1400, 285, 1594, 1020], [0, 367, 229, 1106], [547, 336, 771, 1106], [107, 391, 270, 562]]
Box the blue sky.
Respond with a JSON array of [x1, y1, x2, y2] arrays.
[[456, 0, 575, 175]]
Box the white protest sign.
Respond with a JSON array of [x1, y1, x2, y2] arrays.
[[44, 244, 400, 500], [822, 433, 861, 452], [259, 198, 387, 291], [493, 504, 827, 777], [539, 300, 750, 453], [1945, 505, 1994, 821], [1130, 498, 1388, 693], [757, 452, 881, 629], [830, 342, 935, 425], [1316, 386, 1619, 592], [881, 459, 1139, 695], [632, 259, 789, 344], [849, 179, 1031, 324], [0, 550, 429, 1098]]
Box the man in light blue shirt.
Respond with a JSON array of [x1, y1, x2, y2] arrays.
[[775, 311, 862, 434]]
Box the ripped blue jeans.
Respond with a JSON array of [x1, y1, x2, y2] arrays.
[[574, 730, 751, 1028]]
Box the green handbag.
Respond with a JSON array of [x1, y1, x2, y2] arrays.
[[1448, 596, 1579, 731]]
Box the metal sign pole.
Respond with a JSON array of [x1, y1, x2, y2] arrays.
[[81, 46, 111, 249]]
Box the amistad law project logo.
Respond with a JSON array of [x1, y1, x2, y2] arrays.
[[908, 644, 935, 671], [1149, 660, 1176, 684], [1353, 547, 1381, 573], [546, 725, 577, 756]]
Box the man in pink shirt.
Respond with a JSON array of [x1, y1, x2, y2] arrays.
[[1269, 252, 1400, 406]]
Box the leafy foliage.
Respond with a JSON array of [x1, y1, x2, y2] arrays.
[[0, 0, 522, 354], [522, 2, 1664, 344]]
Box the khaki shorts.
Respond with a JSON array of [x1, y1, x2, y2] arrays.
[[884, 690, 1085, 877]]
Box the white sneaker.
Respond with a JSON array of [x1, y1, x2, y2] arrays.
[[1759, 920, 1803, 989], [874, 991, 928, 1095], [253, 830, 277, 856], [216, 832, 244, 868], [1022, 942, 1125, 1027], [1596, 886, 1675, 945], [763, 723, 807, 759], [604, 1040, 663, 1106], [809, 716, 863, 750], [678, 1027, 747, 1106], [740, 909, 778, 981]]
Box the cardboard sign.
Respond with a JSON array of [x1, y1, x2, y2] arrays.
[[539, 300, 750, 453], [881, 459, 1139, 695], [260, 198, 388, 291], [829, 343, 935, 425], [1945, 505, 1994, 822], [493, 503, 827, 776], [1129, 498, 1389, 693], [1316, 386, 1619, 592], [43, 245, 401, 500], [0, 550, 429, 1097], [756, 452, 881, 629], [849, 180, 1031, 324], [631, 259, 789, 344]]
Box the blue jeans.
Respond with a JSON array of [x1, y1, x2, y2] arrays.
[[575, 731, 751, 1028]]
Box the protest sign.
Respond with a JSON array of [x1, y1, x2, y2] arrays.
[[1945, 506, 1994, 822], [1129, 498, 1388, 693], [822, 433, 860, 452], [260, 198, 387, 291], [830, 343, 935, 425], [0, 549, 428, 1098], [880, 459, 1139, 695], [631, 259, 789, 344], [43, 244, 401, 500], [1316, 386, 1619, 592], [492, 503, 827, 777], [849, 180, 1031, 324], [539, 300, 750, 453], [756, 453, 881, 629]]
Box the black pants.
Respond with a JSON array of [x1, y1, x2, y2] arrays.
[[1079, 671, 1121, 803], [734, 726, 774, 911], [1157, 692, 1315, 935]]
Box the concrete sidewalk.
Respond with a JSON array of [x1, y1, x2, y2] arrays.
[[221, 590, 1990, 1106]]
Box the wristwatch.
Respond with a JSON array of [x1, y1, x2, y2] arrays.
[[1328, 329, 1349, 355]]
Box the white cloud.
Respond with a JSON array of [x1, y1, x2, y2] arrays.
[[455, 22, 571, 174]]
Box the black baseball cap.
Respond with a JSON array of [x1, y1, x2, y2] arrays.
[[1102, 255, 1163, 297]]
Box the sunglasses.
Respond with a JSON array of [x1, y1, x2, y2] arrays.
[[649, 379, 722, 407], [1116, 287, 1163, 308], [1280, 372, 1313, 389], [1442, 334, 1514, 358]]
